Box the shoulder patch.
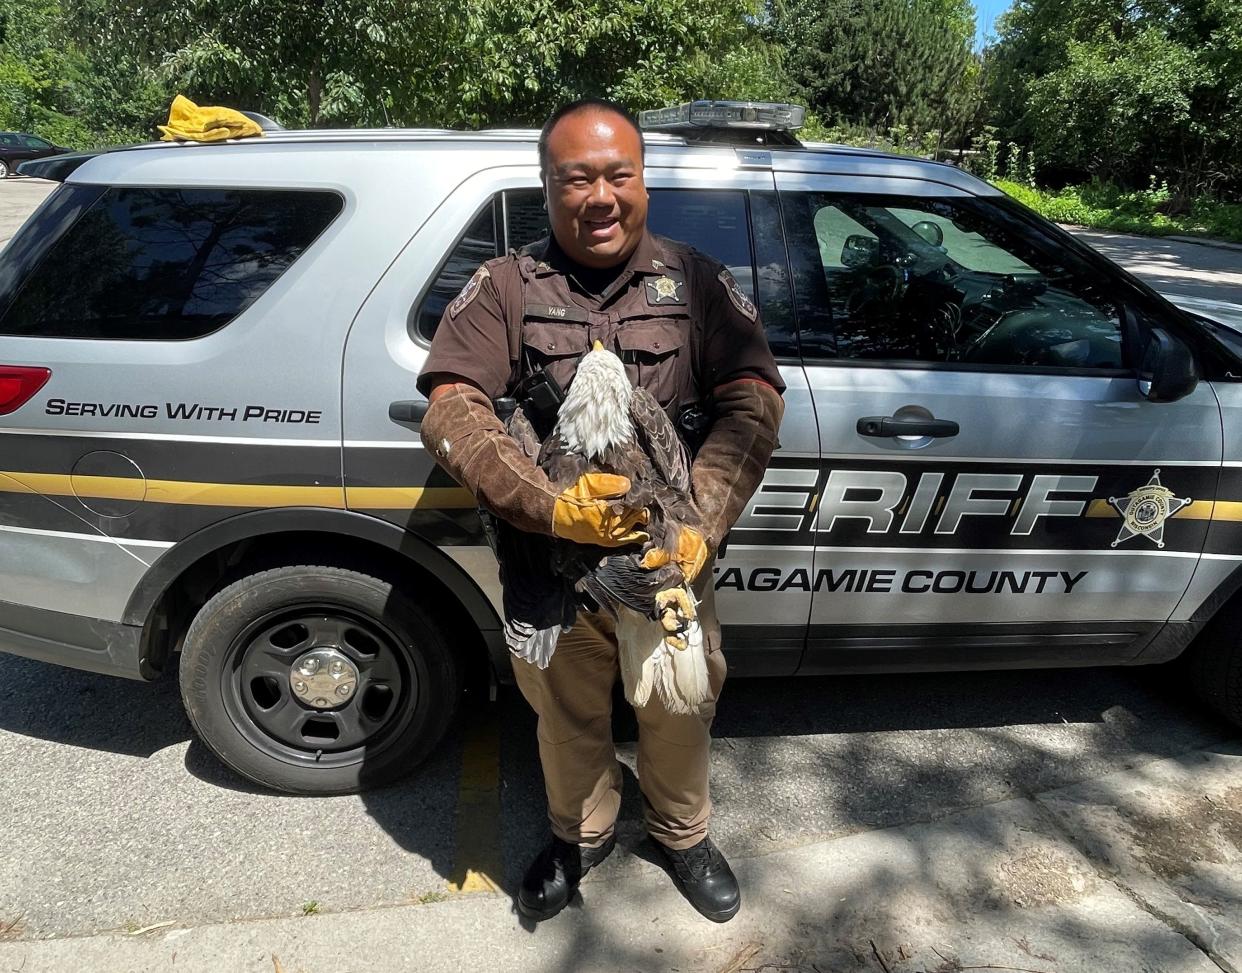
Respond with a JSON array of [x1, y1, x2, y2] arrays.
[[718, 268, 757, 322], [448, 265, 490, 320]]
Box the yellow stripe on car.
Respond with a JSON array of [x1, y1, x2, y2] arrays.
[[1085, 498, 1242, 521], [0, 470, 475, 510]]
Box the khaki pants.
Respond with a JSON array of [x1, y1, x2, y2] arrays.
[[510, 575, 726, 852]]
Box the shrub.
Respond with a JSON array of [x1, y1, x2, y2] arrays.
[[993, 179, 1242, 244]]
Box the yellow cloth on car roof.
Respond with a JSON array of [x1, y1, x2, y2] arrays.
[[158, 95, 264, 143]]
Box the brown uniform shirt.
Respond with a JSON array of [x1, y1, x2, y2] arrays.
[[417, 230, 784, 410]]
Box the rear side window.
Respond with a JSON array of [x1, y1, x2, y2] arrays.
[[0, 187, 342, 340], [411, 200, 501, 343], [414, 188, 769, 345]]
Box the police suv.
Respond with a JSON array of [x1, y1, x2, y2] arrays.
[[3, 102, 1240, 794]]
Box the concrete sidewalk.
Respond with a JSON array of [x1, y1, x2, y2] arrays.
[[3, 741, 1237, 973]]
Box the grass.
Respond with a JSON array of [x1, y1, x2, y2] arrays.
[[417, 890, 450, 905], [994, 180, 1242, 244], [300, 901, 320, 916]]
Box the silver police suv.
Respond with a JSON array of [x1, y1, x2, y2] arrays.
[[3, 102, 1240, 795]]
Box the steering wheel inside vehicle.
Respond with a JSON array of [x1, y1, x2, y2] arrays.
[[845, 264, 907, 316]]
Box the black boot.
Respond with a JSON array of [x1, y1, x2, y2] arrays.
[[517, 834, 616, 921], [657, 836, 741, 922]]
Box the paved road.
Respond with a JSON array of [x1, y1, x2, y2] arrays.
[[0, 651, 1235, 943], [1064, 225, 1242, 325], [0, 177, 55, 251]]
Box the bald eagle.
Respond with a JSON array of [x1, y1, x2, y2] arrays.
[[497, 343, 711, 715]]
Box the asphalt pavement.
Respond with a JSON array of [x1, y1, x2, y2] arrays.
[[2, 176, 1241, 971], [0, 177, 54, 251]]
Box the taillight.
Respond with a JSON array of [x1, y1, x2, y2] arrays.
[[0, 366, 51, 416]]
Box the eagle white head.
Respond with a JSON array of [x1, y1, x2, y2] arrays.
[[555, 340, 634, 460]]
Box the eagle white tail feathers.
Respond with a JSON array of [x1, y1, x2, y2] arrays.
[[505, 621, 561, 670], [615, 591, 711, 716]]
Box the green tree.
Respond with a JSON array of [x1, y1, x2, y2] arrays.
[[771, 0, 980, 151], [984, 0, 1242, 194], [58, 0, 784, 131]]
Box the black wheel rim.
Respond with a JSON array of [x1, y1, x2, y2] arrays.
[[221, 603, 419, 769]]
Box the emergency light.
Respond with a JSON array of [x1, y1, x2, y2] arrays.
[[639, 101, 805, 134]]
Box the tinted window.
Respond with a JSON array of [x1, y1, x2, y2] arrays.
[[504, 190, 547, 251], [783, 192, 1124, 369], [412, 200, 500, 341], [0, 188, 341, 340], [21, 136, 50, 149], [415, 189, 775, 347]]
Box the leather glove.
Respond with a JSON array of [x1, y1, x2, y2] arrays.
[[692, 380, 784, 550], [421, 385, 650, 544], [552, 473, 650, 547], [420, 383, 559, 535], [641, 524, 709, 583]]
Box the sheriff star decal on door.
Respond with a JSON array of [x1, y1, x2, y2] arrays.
[[1108, 469, 1192, 548]]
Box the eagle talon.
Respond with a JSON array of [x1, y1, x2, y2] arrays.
[[640, 547, 672, 570], [655, 587, 697, 623]]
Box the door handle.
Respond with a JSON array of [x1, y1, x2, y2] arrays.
[[389, 399, 429, 424], [856, 415, 959, 438]]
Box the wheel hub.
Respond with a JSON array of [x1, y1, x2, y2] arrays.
[[289, 647, 359, 709]]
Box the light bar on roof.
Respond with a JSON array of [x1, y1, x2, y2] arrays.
[[639, 101, 805, 133]]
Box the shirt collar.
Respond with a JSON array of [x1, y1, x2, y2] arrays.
[[540, 228, 681, 281]]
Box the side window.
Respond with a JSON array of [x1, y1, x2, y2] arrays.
[[0, 187, 341, 340], [415, 187, 796, 357], [782, 192, 1125, 370], [506, 188, 762, 303], [504, 190, 547, 251], [21, 136, 51, 149], [412, 199, 500, 341]]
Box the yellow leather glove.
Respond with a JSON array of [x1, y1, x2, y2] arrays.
[[552, 473, 650, 547], [640, 524, 709, 583], [158, 94, 264, 143]]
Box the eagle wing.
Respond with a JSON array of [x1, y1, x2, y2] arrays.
[[497, 406, 579, 666], [629, 386, 690, 495]]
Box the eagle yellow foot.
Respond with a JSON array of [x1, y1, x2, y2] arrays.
[[655, 587, 698, 650], [640, 547, 672, 570]]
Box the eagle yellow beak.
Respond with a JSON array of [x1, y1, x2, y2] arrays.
[[592, 340, 605, 352]]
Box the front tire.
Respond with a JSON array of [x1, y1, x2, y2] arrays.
[[1188, 603, 1242, 729], [179, 565, 460, 794], [0, 160, 10, 179]]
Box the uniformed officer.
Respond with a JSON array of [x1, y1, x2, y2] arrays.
[[417, 99, 784, 923]]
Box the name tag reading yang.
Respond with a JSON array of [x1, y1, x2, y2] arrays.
[[524, 303, 591, 323]]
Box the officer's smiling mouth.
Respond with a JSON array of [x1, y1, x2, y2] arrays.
[[583, 217, 620, 240]]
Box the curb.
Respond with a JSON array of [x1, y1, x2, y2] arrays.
[[1165, 234, 1242, 253], [1061, 224, 1242, 253]]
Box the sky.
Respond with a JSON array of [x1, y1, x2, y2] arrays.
[[973, 0, 1012, 49]]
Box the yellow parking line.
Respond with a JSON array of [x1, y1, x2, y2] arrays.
[[446, 711, 503, 894]]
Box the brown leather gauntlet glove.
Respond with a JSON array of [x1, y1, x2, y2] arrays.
[[421, 384, 649, 545], [691, 379, 784, 550], [421, 383, 556, 535]]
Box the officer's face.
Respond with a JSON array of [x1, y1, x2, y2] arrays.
[[543, 109, 648, 269]]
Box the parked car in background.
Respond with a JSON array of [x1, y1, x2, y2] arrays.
[[0, 132, 71, 178]]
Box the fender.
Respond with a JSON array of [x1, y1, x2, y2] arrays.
[[123, 506, 505, 664]]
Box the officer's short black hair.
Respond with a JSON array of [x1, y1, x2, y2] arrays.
[[538, 99, 645, 181]]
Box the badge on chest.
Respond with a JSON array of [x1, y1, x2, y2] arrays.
[[645, 273, 686, 307]]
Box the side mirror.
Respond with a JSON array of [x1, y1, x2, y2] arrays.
[[841, 234, 879, 269], [911, 220, 944, 247], [1139, 328, 1198, 402]]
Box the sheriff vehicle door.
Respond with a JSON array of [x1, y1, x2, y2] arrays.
[[773, 169, 1222, 671]]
